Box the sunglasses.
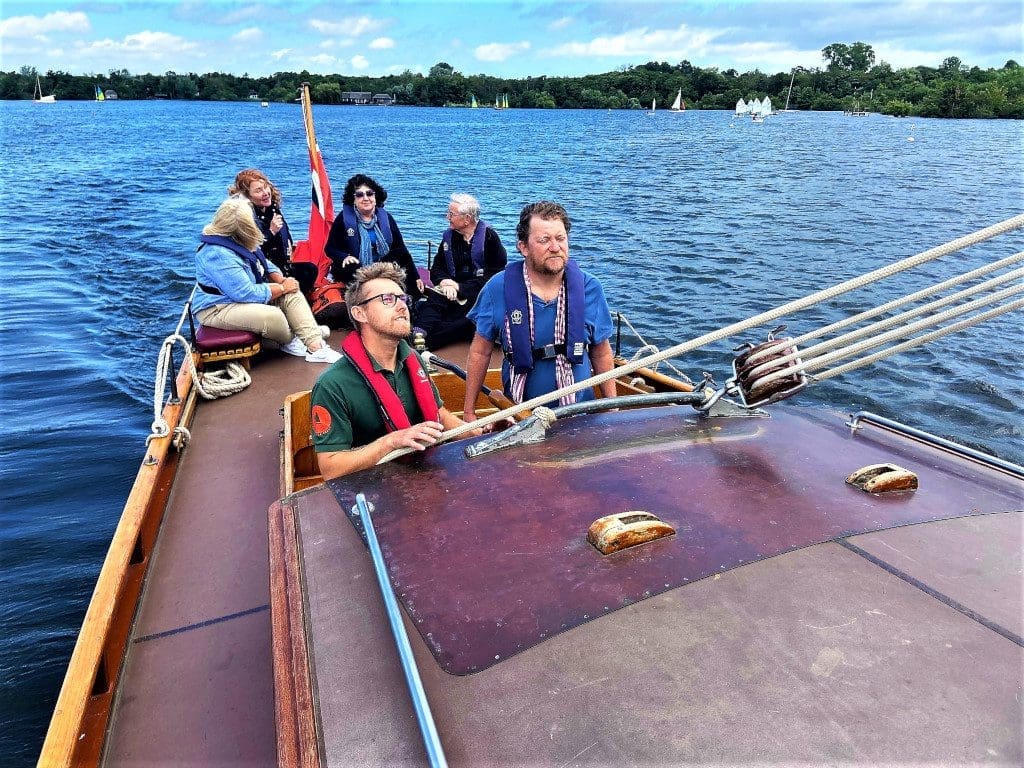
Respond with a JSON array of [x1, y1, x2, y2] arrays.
[[353, 189, 376, 199], [356, 292, 411, 308]]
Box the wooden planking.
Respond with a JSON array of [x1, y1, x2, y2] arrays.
[[39, 365, 196, 767]]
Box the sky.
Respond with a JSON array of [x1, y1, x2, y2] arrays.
[[2, 1, 1022, 80]]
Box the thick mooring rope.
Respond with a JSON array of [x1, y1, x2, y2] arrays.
[[150, 333, 252, 441]]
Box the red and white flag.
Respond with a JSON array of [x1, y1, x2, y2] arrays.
[[291, 84, 335, 288]]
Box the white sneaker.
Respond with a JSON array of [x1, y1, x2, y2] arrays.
[[305, 344, 342, 364], [279, 336, 308, 357], [318, 325, 331, 339]]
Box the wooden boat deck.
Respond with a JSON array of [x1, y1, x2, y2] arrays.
[[101, 339, 497, 764], [91, 339, 1023, 766], [275, 406, 1023, 766]]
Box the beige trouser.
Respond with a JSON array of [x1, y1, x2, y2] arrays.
[[196, 292, 320, 348]]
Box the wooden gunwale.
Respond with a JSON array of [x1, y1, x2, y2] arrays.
[[38, 360, 196, 767]]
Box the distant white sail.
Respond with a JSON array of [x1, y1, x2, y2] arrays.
[[735, 98, 746, 116], [670, 89, 683, 112]]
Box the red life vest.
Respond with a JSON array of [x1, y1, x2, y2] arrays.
[[341, 332, 439, 431]]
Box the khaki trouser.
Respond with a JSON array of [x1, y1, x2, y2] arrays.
[[196, 292, 320, 348]]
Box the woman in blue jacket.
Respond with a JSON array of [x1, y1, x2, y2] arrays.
[[193, 197, 341, 364]]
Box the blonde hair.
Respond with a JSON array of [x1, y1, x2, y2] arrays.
[[203, 196, 265, 252]]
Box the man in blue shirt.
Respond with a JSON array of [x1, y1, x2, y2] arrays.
[[462, 201, 616, 419]]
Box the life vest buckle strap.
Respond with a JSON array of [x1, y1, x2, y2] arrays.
[[533, 343, 565, 361]]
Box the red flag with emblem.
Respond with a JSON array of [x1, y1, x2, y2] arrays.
[[291, 82, 335, 288]]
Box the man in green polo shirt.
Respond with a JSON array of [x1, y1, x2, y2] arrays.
[[310, 263, 471, 480]]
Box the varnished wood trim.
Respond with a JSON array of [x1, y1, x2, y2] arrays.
[[39, 363, 195, 767]]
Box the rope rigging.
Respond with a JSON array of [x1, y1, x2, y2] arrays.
[[408, 212, 1024, 456]]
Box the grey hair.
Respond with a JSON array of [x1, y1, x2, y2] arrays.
[[449, 193, 480, 222]]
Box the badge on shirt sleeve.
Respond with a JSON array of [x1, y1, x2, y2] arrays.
[[510, 310, 523, 325], [573, 342, 585, 357], [311, 405, 333, 436]]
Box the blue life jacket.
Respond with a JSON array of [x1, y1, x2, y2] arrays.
[[502, 259, 587, 373], [340, 205, 394, 262], [198, 234, 271, 284], [440, 220, 488, 277]]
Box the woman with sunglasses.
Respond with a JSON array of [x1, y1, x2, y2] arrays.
[[324, 174, 423, 301]]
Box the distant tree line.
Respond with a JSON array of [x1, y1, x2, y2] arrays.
[[3, 42, 1022, 119]]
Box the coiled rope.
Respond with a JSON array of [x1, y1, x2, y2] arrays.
[[150, 333, 251, 443], [367, 211, 1024, 466]]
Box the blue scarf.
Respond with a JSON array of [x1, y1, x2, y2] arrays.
[[341, 205, 391, 267]]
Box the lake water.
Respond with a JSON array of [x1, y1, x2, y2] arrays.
[[1, 100, 1022, 763]]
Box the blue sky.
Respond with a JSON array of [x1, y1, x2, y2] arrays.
[[2, 1, 1021, 79]]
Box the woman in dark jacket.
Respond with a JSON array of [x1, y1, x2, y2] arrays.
[[230, 169, 317, 295], [324, 174, 423, 299]]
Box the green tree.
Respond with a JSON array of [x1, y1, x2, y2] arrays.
[[822, 42, 876, 72]]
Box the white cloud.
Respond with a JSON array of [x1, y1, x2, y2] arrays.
[[320, 37, 355, 49], [548, 17, 573, 32], [0, 11, 90, 38], [310, 16, 383, 37], [271, 48, 291, 61], [216, 5, 265, 25], [76, 31, 199, 59], [707, 40, 822, 72], [369, 37, 394, 50], [308, 53, 338, 67], [475, 41, 531, 62], [550, 23, 723, 60], [350, 54, 369, 69], [231, 27, 263, 44]]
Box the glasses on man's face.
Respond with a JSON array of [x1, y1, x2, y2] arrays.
[[354, 189, 376, 199], [356, 292, 411, 308], [445, 209, 462, 219]]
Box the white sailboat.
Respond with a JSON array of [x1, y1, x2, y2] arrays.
[[735, 98, 747, 116], [670, 89, 684, 112], [34, 76, 56, 104], [750, 97, 765, 123], [647, 97, 656, 115]]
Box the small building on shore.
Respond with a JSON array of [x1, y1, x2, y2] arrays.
[[341, 91, 372, 105]]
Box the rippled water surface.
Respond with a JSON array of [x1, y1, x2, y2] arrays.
[[1, 100, 1022, 762]]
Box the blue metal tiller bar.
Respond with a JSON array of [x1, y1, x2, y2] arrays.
[[355, 493, 448, 768]]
